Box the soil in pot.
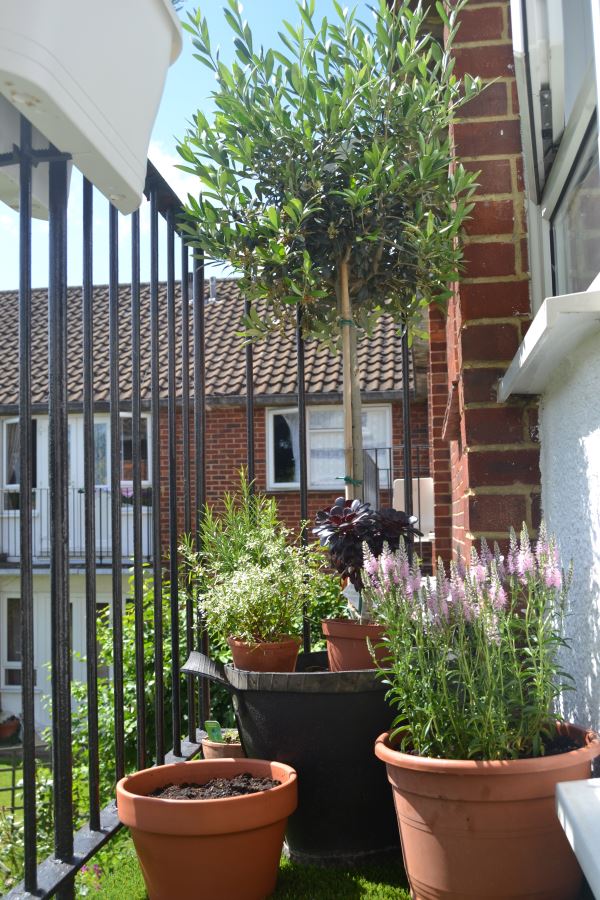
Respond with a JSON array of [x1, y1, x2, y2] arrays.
[[227, 635, 300, 672], [150, 773, 280, 799], [375, 723, 600, 900], [322, 619, 387, 671]]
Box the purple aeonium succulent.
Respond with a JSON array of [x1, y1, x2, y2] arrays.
[[313, 496, 422, 589]]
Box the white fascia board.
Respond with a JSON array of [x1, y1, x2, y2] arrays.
[[556, 779, 600, 900], [498, 290, 600, 401]]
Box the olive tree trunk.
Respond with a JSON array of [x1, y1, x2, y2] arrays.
[[338, 259, 364, 501]]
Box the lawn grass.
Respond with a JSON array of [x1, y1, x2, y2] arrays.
[[92, 833, 410, 899], [0, 762, 22, 811]]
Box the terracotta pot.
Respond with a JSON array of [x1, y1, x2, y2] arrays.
[[322, 618, 387, 671], [227, 636, 300, 672], [0, 718, 20, 741], [201, 734, 245, 759], [375, 723, 600, 900], [117, 757, 297, 900]]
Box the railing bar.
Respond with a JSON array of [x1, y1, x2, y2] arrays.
[[181, 247, 191, 534], [108, 204, 125, 781], [131, 209, 146, 771], [5, 802, 121, 900], [149, 188, 165, 765], [82, 176, 100, 830], [166, 212, 181, 756], [401, 324, 413, 564], [48, 156, 74, 864], [244, 297, 255, 485], [181, 246, 197, 741], [18, 114, 37, 893], [192, 254, 209, 724], [296, 306, 310, 654]]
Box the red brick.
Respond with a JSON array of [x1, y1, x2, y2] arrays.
[[463, 241, 515, 277], [454, 120, 522, 157], [469, 493, 528, 533], [462, 367, 505, 402], [457, 6, 505, 41], [453, 44, 515, 80], [465, 159, 512, 195], [465, 407, 524, 444], [460, 82, 508, 118], [460, 280, 531, 319], [465, 199, 514, 236], [468, 448, 540, 485], [510, 79, 520, 115], [461, 322, 520, 362]]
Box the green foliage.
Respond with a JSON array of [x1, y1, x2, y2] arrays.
[[178, 0, 481, 347], [179, 471, 340, 646], [0, 575, 203, 894], [93, 833, 410, 899], [366, 527, 574, 760]]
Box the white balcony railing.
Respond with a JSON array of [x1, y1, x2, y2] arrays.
[[0, 487, 153, 565]]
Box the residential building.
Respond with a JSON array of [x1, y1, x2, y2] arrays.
[[0, 279, 430, 729]]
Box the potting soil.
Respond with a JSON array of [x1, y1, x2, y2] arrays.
[[149, 773, 281, 800]]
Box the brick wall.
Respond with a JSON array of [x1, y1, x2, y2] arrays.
[[158, 399, 429, 549], [431, 0, 540, 562]]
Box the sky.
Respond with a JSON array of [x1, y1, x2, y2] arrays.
[[0, 0, 372, 290]]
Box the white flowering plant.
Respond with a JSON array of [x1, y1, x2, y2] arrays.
[[364, 523, 573, 760], [199, 540, 322, 645], [179, 472, 340, 646]]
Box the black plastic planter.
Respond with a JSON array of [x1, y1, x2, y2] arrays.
[[182, 650, 400, 867]]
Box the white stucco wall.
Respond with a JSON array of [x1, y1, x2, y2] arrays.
[[540, 331, 600, 732]]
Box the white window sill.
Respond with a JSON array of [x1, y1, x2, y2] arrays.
[[498, 290, 600, 401], [556, 779, 600, 899]]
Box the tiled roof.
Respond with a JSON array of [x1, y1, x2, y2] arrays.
[[0, 280, 418, 407]]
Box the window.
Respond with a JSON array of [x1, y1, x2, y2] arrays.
[[2, 597, 36, 687], [266, 405, 392, 491], [513, 0, 600, 304], [120, 416, 149, 482], [3, 419, 37, 511]]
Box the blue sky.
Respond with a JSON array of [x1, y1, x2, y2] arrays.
[[0, 1, 372, 289]]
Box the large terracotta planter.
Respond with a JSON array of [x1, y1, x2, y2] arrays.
[[322, 618, 387, 671], [117, 757, 297, 900], [375, 723, 600, 900], [227, 635, 300, 672]]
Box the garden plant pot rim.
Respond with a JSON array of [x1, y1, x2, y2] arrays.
[[375, 723, 600, 775], [183, 649, 386, 691], [322, 618, 385, 635], [117, 758, 297, 836], [201, 737, 243, 750]]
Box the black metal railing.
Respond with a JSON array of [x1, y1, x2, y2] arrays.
[[0, 488, 152, 565], [0, 109, 418, 899], [362, 444, 433, 562]]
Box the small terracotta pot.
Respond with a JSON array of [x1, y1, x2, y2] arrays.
[[375, 723, 600, 900], [117, 757, 297, 900], [322, 619, 387, 671], [0, 718, 20, 741], [227, 636, 300, 672], [201, 735, 245, 759]]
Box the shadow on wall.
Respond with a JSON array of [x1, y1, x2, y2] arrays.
[[540, 337, 600, 732]]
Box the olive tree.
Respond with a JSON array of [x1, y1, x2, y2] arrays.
[[178, 0, 480, 498]]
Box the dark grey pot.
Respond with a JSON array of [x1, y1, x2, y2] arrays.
[[182, 650, 400, 867]]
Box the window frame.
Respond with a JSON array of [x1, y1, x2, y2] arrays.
[[512, 0, 600, 309], [0, 594, 39, 692], [2, 417, 38, 515], [265, 404, 392, 492]]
